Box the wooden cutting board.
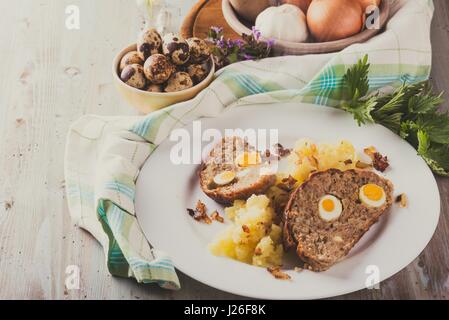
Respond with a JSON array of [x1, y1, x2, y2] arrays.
[[180, 0, 241, 40]]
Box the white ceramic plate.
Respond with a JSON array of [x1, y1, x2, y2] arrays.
[[135, 103, 440, 299]]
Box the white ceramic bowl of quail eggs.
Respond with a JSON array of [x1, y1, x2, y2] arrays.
[[113, 28, 215, 114]]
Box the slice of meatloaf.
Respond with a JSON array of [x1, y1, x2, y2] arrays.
[[199, 136, 276, 205], [283, 169, 394, 271]]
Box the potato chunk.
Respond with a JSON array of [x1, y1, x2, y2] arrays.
[[209, 195, 283, 267]]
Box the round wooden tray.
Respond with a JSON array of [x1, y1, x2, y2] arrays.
[[222, 0, 391, 55], [180, 0, 241, 40]]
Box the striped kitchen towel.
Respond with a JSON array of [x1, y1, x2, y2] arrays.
[[64, 0, 433, 290]]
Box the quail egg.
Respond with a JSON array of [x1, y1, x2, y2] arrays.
[[235, 151, 262, 167], [164, 72, 193, 92], [119, 51, 144, 72], [359, 184, 386, 208], [162, 33, 190, 65], [143, 54, 174, 84], [318, 195, 343, 221], [120, 64, 146, 89], [186, 37, 211, 63], [137, 28, 162, 60], [213, 171, 236, 186]]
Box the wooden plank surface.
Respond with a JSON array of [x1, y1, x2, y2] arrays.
[[180, 0, 241, 40], [0, 0, 448, 300]]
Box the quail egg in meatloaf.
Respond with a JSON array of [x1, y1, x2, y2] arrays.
[[359, 184, 387, 208], [318, 195, 343, 222]]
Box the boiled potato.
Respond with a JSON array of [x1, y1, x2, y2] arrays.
[[285, 139, 358, 184], [252, 236, 283, 268], [209, 195, 283, 267], [224, 200, 245, 221]]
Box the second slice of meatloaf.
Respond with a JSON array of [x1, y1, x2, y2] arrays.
[[199, 136, 276, 205], [284, 169, 394, 271]]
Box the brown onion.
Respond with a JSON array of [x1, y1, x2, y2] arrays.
[[307, 0, 365, 42], [281, 0, 312, 13], [358, 0, 381, 11], [229, 0, 271, 22]]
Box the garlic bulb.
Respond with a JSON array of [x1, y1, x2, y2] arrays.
[[255, 4, 308, 43]]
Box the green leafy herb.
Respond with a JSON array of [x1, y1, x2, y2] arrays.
[[407, 82, 444, 114], [340, 55, 449, 176], [399, 120, 418, 139], [374, 84, 406, 117], [416, 113, 449, 144], [343, 54, 370, 101], [340, 97, 377, 126], [417, 130, 449, 175]]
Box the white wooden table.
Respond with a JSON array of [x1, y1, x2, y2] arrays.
[[0, 0, 448, 300]]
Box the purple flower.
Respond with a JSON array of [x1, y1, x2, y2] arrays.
[[242, 53, 254, 61], [211, 26, 223, 35], [251, 26, 262, 41], [217, 36, 226, 49], [233, 39, 244, 48], [209, 25, 272, 70]]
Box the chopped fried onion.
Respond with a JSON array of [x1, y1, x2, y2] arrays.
[[356, 161, 373, 169], [277, 175, 298, 192], [211, 210, 224, 223], [267, 267, 291, 280], [187, 200, 212, 224], [395, 193, 408, 208]]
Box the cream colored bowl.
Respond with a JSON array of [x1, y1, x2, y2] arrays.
[[113, 44, 215, 114]]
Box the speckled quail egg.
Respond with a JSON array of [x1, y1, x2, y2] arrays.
[[162, 33, 190, 65], [318, 195, 343, 221], [146, 83, 164, 93], [119, 51, 144, 72], [187, 63, 209, 84], [120, 64, 146, 89], [186, 37, 211, 63], [164, 72, 193, 92], [137, 28, 162, 60], [143, 54, 174, 84]]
